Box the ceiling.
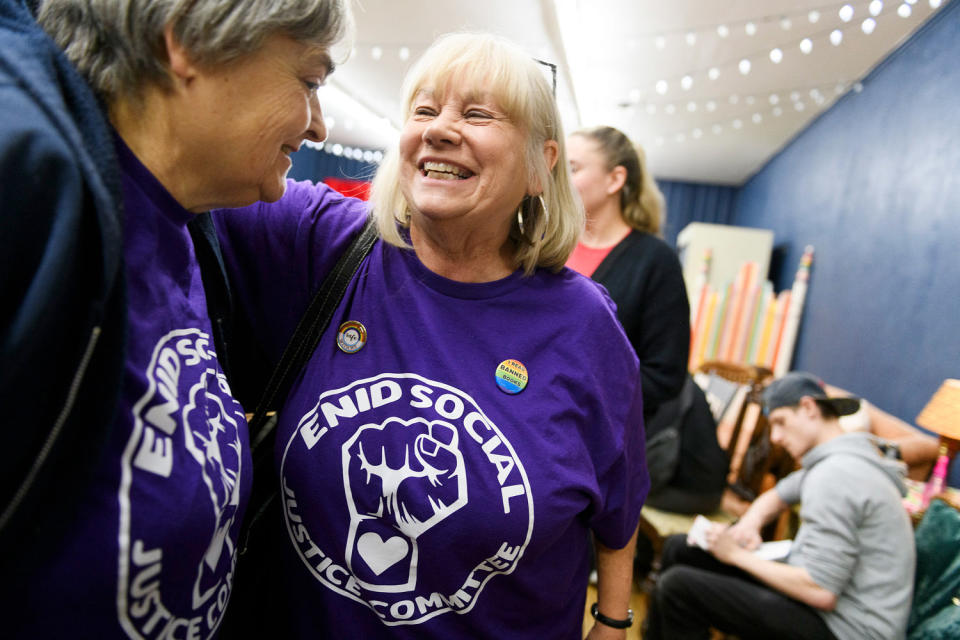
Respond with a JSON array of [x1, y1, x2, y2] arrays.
[[315, 0, 947, 185]]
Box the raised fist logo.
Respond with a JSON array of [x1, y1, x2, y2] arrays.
[[182, 371, 243, 608], [343, 417, 467, 591]]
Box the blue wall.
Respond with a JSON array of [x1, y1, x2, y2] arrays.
[[735, 3, 960, 435]]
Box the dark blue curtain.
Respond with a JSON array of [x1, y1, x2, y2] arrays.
[[288, 147, 379, 184], [658, 180, 739, 248]]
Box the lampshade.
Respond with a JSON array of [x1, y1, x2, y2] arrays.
[[916, 379, 960, 440]]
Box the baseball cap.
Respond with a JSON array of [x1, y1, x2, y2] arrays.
[[762, 371, 861, 417]]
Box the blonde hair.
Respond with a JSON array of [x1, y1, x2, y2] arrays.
[[370, 32, 583, 275], [573, 126, 665, 235]]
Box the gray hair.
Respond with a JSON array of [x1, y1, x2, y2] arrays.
[[38, 0, 353, 101], [370, 32, 584, 275]]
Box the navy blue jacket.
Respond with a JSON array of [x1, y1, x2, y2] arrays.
[[0, 0, 126, 554], [0, 0, 234, 558]]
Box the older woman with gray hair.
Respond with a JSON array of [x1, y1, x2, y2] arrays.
[[1, 1, 350, 637], [213, 32, 648, 639]]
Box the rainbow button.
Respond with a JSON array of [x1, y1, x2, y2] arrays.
[[495, 359, 528, 394]]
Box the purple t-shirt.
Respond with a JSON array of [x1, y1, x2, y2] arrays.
[[13, 138, 252, 638], [214, 180, 647, 639]]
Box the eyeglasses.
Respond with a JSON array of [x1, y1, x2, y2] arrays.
[[534, 59, 557, 97]]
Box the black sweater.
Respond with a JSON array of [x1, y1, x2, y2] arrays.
[[592, 231, 690, 419]]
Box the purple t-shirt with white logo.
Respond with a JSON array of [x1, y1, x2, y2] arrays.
[[214, 180, 647, 639], [12, 138, 252, 638]]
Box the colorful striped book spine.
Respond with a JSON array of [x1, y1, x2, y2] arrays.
[[728, 262, 758, 363], [774, 246, 814, 377], [709, 284, 732, 362], [768, 290, 792, 370], [745, 283, 773, 365], [733, 279, 761, 364], [695, 290, 720, 369], [689, 249, 712, 366], [685, 252, 814, 372]]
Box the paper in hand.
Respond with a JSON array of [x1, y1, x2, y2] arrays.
[[686, 515, 792, 561], [686, 514, 713, 550]]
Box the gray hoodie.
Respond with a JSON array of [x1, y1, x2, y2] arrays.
[[775, 432, 915, 640]]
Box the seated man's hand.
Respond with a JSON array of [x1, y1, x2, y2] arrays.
[[705, 525, 746, 564], [725, 520, 762, 551]]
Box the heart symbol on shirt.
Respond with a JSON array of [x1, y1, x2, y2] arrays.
[[357, 532, 409, 575]]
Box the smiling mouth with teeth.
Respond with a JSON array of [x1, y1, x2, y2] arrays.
[[421, 161, 473, 180]]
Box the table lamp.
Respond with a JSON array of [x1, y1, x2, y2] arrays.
[[916, 379, 960, 509]]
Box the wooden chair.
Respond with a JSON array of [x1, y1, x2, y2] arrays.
[[638, 361, 796, 588]]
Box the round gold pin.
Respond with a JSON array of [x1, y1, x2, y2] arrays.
[[337, 320, 367, 353]]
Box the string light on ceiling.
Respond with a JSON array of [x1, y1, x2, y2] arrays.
[[633, 79, 859, 147], [630, 0, 942, 102], [638, 0, 924, 51], [567, 0, 946, 155], [317, 141, 384, 164], [628, 80, 850, 116], [350, 44, 422, 63]]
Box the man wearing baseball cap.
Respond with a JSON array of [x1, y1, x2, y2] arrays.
[[644, 371, 915, 640]]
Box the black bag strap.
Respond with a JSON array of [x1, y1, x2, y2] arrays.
[[247, 217, 377, 450], [239, 217, 377, 549]]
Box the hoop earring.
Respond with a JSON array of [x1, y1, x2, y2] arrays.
[[516, 201, 526, 236], [537, 194, 549, 228]]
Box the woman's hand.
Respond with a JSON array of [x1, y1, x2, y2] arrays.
[[591, 525, 638, 640], [585, 622, 627, 640]]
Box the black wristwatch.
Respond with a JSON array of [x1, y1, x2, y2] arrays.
[[590, 602, 634, 629]]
